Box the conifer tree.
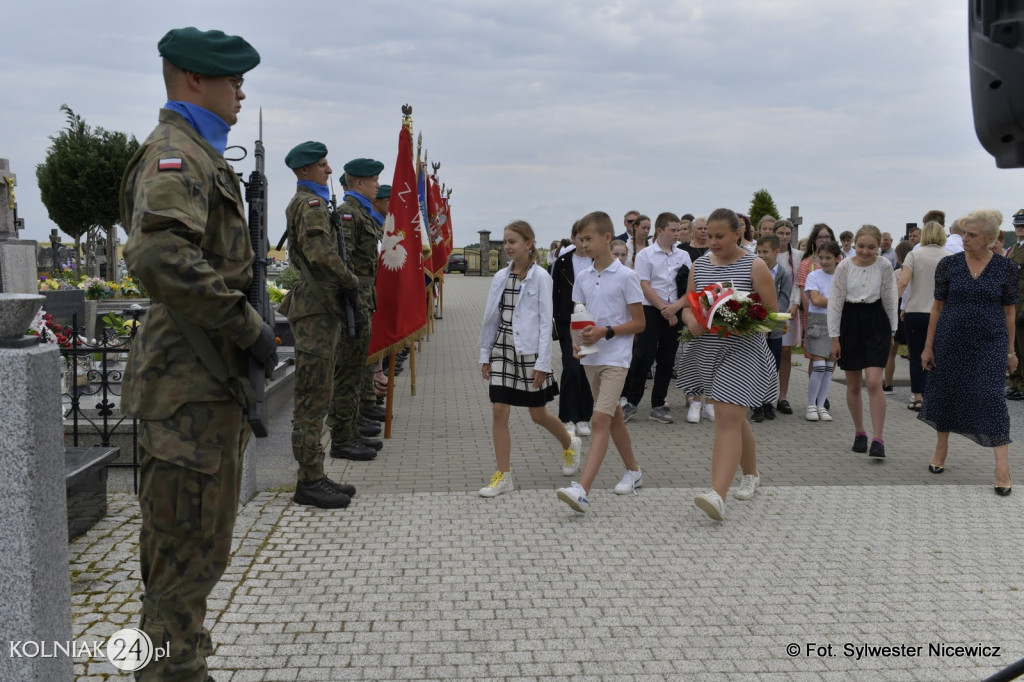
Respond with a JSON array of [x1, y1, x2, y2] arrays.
[[749, 188, 781, 234]]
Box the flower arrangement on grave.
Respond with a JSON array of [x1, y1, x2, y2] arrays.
[[267, 282, 288, 305], [78, 277, 115, 300], [101, 313, 130, 336], [27, 309, 74, 347], [678, 282, 791, 343], [38, 274, 79, 292], [117, 276, 142, 298]]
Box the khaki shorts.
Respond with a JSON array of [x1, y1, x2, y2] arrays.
[[584, 365, 629, 416]]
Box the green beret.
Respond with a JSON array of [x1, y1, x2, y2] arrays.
[[158, 27, 260, 77], [343, 158, 384, 178], [285, 141, 328, 169], [339, 175, 348, 187], [376, 185, 391, 199]]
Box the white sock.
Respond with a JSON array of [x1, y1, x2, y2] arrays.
[[807, 360, 826, 407], [815, 362, 835, 407]]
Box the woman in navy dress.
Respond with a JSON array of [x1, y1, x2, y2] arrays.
[[920, 209, 1019, 495]]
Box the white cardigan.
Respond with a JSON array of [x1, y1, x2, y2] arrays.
[[477, 263, 554, 373]]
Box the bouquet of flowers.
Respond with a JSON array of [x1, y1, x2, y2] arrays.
[[38, 274, 78, 292], [78, 277, 115, 300], [117, 277, 142, 298], [678, 282, 791, 343], [27, 309, 74, 347], [267, 282, 288, 305]]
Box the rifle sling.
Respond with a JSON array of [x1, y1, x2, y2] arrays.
[[166, 308, 257, 410]]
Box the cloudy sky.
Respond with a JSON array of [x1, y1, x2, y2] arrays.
[[3, 1, 1021, 252]]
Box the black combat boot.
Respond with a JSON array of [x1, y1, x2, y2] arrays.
[[362, 405, 386, 422], [330, 439, 376, 460], [293, 478, 352, 508]]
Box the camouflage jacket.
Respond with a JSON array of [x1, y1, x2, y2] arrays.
[[1008, 241, 1024, 314], [339, 193, 383, 309], [278, 186, 357, 322], [120, 109, 264, 419]]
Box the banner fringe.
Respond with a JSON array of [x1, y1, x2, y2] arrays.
[[367, 325, 425, 365]]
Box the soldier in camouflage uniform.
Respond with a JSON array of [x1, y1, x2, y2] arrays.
[[279, 141, 363, 505], [119, 27, 277, 681], [329, 158, 386, 458]]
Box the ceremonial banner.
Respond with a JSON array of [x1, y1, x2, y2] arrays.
[[427, 173, 448, 276], [416, 159, 433, 262], [440, 190, 453, 263], [368, 118, 427, 360]]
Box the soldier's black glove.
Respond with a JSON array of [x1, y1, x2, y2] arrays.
[[247, 323, 279, 377]]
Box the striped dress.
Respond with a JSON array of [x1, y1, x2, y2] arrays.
[[675, 252, 779, 408]]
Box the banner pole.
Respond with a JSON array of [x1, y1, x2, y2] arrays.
[[384, 350, 396, 439]]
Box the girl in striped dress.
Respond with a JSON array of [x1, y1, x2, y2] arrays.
[[677, 208, 780, 521], [477, 221, 582, 497]]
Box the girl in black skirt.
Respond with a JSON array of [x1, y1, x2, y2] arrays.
[[827, 225, 899, 457], [477, 221, 582, 497]]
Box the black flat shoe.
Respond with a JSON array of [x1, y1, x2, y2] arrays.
[[882, 384, 893, 392], [928, 465, 944, 474], [869, 440, 886, 458], [852, 434, 868, 453], [995, 486, 1012, 496], [776, 400, 793, 415]]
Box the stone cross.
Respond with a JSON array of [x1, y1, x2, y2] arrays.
[[0, 159, 17, 239], [789, 205, 803, 240]]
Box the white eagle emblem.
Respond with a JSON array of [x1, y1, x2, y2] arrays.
[[380, 212, 407, 271]]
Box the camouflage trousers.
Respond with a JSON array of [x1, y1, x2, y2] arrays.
[[136, 401, 248, 682], [328, 303, 373, 441], [291, 315, 341, 482]]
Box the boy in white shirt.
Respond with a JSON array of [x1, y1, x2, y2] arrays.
[[556, 211, 646, 513], [623, 212, 692, 424]]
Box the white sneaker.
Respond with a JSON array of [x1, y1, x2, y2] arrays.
[[733, 473, 760, 500], [702, 403, 715, 421], [694, 490, 725, 520], [479, 470, 514, 498], [556, 482, 589, 513], [687, 401, 702, 423], [614, 468, 643, 494], [575, 421, 591, 437], [805, 405, 819, 421], [817, 406, 833, 422], [563, 422, 577, 437], [562, 436, 582, 475]]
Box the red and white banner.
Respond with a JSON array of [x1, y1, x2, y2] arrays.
[[368, 120, 427, 359]]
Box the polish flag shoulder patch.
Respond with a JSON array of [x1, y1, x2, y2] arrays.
[[341, 213, 354, 221], [308, 199, 321, 207], [158, 158, 183, 171]]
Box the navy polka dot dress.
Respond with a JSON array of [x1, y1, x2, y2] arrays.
[[918, 253, 1019, 446]]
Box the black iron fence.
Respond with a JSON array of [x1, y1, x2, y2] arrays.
[[60, 309, 143, 492]]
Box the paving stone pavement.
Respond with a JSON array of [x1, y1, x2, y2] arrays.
[[73, 274, 1024, 680]]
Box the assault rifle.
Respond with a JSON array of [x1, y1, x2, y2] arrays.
[[330, 180, 359, 337], [244, 109, 273, 437]]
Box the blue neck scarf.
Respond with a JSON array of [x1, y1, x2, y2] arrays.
[[344, 190, 385, 227], [296, 180, 330, 204], [164, 100, 230, 155]]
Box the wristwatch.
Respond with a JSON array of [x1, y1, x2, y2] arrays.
[[605, 326, 615, 340]]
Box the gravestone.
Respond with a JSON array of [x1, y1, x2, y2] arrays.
[[0, 159, 39, 294], [0, 294, 74, 680], [42, 289, 86, 328]]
